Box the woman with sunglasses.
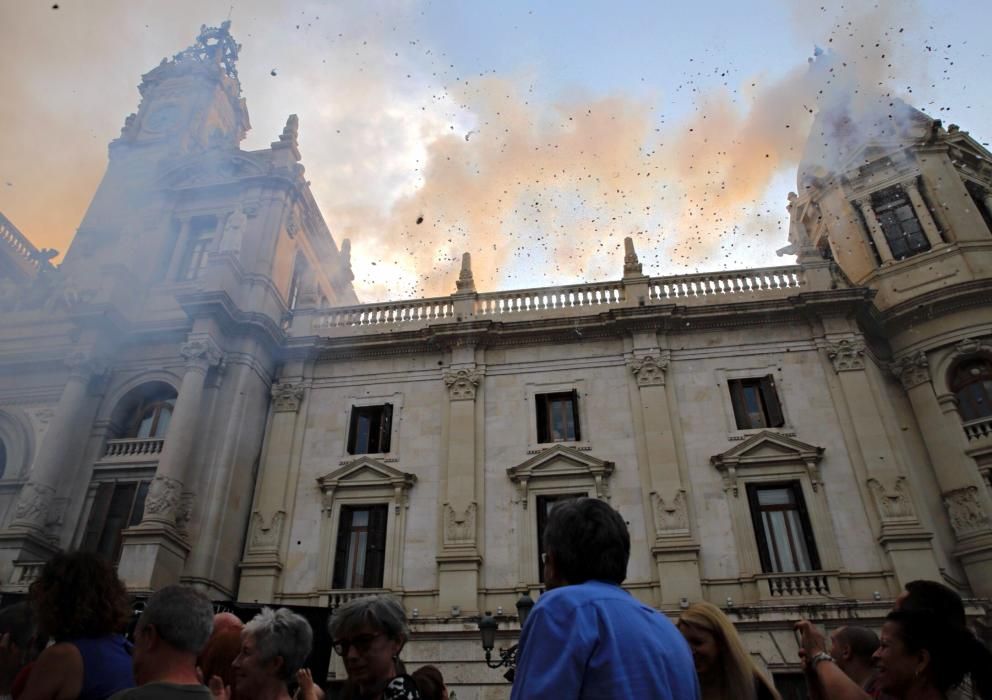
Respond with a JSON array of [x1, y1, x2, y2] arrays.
[[328, 596, 420, 700]]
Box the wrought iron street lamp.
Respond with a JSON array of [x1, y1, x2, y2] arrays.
[[478, 594, 534, 681]]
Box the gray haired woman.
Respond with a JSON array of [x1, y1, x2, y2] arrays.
[[209, 607, 313, 700], [328, 596, 420, 700]]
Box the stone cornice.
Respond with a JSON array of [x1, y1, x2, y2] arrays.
[[176, 289, 286, 353], [877, 278, 992, 336]]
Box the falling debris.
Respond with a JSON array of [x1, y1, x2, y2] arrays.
[[270, 68, 277, 76], [416, 216, 424, 225]]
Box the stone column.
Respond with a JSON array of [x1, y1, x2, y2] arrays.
[[822, 338, 941, 587], [237, 380, 306, 603], [903, 181, 943, 249], [437, 363, 483, 615], [892, 352, 992, 596], [117, 336, 222, 592], [855, 198, 895, 264], [627, 350, 702, 606], [0, 353, 101, 580]]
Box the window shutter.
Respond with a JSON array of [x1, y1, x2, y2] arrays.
[[746, 485, 773, 573], [570, 389, 582, 441], [331, 508, 352, 589], [760, 375, 785, 428], [380, 404, 393, 453], [81, 482, 116, 553], [793, 484, 821, 570], [728, 381, 748, 429], [364, 505, 389, 588], [535, 395, 549, 443], [346, 408, 359, 455]]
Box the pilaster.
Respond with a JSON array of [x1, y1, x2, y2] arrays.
[[891, 351, 992, 595], [820, 336, 941, 587], [626, 340, 701, 605], [437, 362, 483, 615]]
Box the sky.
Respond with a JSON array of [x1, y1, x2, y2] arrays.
[[1, 0, 990, 302]]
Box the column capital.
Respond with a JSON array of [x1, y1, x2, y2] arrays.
[[824, 337, 866, 373], [443, 367, 483, 400], [944, 486, 991, 538], [271, 381, 306, 413], [180, 337, 223, 371], [628, 353, 669, 386], [891, 351, 930, 390], [64, 351, 105, 380]]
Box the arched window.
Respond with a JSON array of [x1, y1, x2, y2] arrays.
[[110, 382, 179, 440], [950, 358, 992, 422]]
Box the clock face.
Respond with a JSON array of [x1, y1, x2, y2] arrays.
[[144, 104, 182, 133]]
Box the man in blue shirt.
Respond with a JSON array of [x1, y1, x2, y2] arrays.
[[510, 498, 700, 700]]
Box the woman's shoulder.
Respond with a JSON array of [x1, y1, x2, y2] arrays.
[[383, 674, 421, 700]]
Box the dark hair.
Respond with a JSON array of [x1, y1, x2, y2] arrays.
[[30, 551, 131, 639], [542, 498, 629, 585], [412, 665, 445, 700], [0, 603, 37, 651], [886, 609, 992, 698], [835, 625, 879, 663], [902, 580, 966, 627]]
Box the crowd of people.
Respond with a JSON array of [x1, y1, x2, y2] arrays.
[[0, 498, 988, 700]]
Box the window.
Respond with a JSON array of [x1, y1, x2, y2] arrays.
[[728, 376, 784, 430], [81, 480, 151, 562], [0, 439, 5, 480], [536, 494, 583, 583], [535, 390, 581, 443], [332, 504, 388, 589], [747, 482, 820, 573], [132, 398, 174, 438], [179, 217, 217, 280], [950, 359, 992, 421], [871, 186, 930, 260], [288, 255, 307, 310], [347, 404, 392, 455]]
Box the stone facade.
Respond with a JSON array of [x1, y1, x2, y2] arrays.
[[2, 24, 992, 700]]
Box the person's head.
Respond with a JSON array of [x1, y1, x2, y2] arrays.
[[212, 612, 244, 636], [132, 585, 214, 684], [894, 580, 966, 627], [542, 498, 629, 587], [198, 614, 245, 694], [412, 665, 448, 700], [29, 551, 130, 640], [874, 609, 992, 699], [677, 601, 778, 700], [328, 596, 409, 693], [234, 608, 313, 694], [828, 626, 879, 677], [0, 603, 43, 691]]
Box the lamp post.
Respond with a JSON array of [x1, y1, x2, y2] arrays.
[[478, 594, 534, 682]]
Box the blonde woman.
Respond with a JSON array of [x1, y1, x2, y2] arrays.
[[677, 601, 781, 700]]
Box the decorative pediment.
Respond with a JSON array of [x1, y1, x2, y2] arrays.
[[710, 431, 824, 496], [506, 444, 614, 505], [316, 457, 416, 511], [159, 152, 266, 190]]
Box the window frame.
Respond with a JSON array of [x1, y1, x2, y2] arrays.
[[346, 404, 393, 455], [535, 493, 585, 583], [81, 478, 152, 563], [727, 375, 785, 431], [331, 503, 389, 590], [535, 390, 581, 444], [178, 216, 218, 281], [871, 185, 931, 260], [746, 481, 821, 574], [949, 358, 992, 422]]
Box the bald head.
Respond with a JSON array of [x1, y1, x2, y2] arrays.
[[212, 612, 243, 636]]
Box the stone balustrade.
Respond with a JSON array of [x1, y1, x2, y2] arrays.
[[0, 212, 42, 269], [963, 416, 992, 441], [762, 571, 831, 597], [648, 266, 805, 302], [102, 437, 166, 459], [303, 264, 808, 336]]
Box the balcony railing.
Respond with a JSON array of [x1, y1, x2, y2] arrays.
[[648, 266, 805, 301], [762, 571, 831, 597], [327, 589, 387, 610], [963, 416, 992, 441], [306, 263, 809, 334], [102, 437, 165, 459]]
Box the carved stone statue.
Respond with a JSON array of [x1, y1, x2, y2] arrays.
[[456, 252, 476, 293], [944, 486, 990, 537], [444, 503, 477, 545], [623, 236, 642, 276], [219, 206, 247, 255], [250, 510, 285, 550], [144, 475, 184, 522], [652, 490, 688, 534], [443, 367, 483, 400], [12, 482, 56, 529]]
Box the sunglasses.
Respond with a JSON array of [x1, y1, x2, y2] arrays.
[[332, 632, 384, 656]]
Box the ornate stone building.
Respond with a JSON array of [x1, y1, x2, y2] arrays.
[[1, 24, 991, 699]]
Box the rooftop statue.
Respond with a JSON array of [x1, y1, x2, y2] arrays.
[[170, 20, 242, 81]]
